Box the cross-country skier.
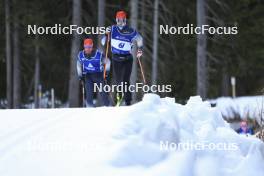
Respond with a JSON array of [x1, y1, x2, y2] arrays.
[[102, 10, 143, 106], [237, 120, 254, 136], [77, 38, 110, 107]]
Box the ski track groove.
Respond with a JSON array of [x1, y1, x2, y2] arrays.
[[0, 110, 76, 161], [0, 113, 64, 142]]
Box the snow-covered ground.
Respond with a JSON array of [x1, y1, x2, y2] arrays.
[[0, 94, 263, 176], [211, 96, 264, 124]]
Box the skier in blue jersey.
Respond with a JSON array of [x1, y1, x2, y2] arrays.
[[77, 38, 110, 107], [237, 120, 254, 136], [102, 10, 143, 106]]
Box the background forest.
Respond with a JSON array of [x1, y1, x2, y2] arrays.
[[0, 0, 263, 108]]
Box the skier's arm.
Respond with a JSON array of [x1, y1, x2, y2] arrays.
[[134, 33, 143, 49], [133, 33, 143, 58], [101, 53, 111, 72], [76, 57, 83, 80], [101, 26, 112, 46]]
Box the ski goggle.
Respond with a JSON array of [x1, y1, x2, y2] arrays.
[[116, 18, 126, 27], [84, 45, 93, 49]]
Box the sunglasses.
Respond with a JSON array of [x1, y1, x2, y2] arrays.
[[116, 18, 126, 25]]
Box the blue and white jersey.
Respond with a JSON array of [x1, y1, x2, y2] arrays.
[[78, 50, 104, 74], [110, 25, 138, 55]]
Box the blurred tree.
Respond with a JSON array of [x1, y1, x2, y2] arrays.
[[68, 0, 82, 107], [151, 0, 159, 86], [34, 34, 40, 108], [97, 0, 105, 50], [13, 0, 21, 108], [130, 0, 139, 102], [5, 0, 12, 108], [196, 0, 208, 99]]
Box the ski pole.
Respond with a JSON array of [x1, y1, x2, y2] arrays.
[[102, 33, 115, 105], [81, 80, 85, 107], [137, 56, 146, 85], [103, 33, 110, 80]]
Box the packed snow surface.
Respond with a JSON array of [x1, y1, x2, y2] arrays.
[[211, 96, 264, 122], [0, 94, 263, 176]]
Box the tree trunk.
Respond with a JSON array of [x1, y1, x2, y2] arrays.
[[140, 0, 145, 53], [68, 0, 82, 107], [34, 35, 40, 108], [130, 0, 138, 103], [13, 1, 21, 109], [96, 0, 105, 106], [151, 0, 159, 85], [196, 0, 207, 99], [139, 0, 146, 99], [97, 0, 105, 51], [5, 0, 12, 108], [221, 66, 229, 96]]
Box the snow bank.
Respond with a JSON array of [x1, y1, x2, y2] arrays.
[[0, 94, 263, 176], [211, 96, 264, 123]]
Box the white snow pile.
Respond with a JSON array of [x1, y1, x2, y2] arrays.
[[211, 96, 264, 122], [0, 94, 263, 176]]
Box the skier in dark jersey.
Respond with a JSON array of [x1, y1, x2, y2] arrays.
[[102, 10, 143, 105]]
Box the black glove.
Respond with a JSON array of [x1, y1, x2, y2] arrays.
[[137, 49, 143, 58], [79, 75, 84, 82], [105, 71, 110, 79]]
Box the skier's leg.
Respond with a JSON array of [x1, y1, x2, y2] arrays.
[[112, 59, 124, 85], [84, 74, 94, 107], [123, 58, 133, 105], [112, 59, 125, 102]]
